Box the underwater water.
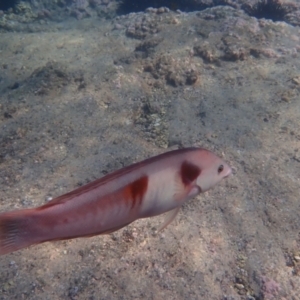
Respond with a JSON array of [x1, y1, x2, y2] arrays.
[[0, 0, 300, 299]]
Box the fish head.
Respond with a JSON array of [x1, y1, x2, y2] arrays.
[[194, 149, 231, 193]]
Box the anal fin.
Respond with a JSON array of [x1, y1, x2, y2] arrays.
[[51, 221, 134, 241]]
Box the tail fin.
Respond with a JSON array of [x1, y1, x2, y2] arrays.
[[0, 210, 38, 255]]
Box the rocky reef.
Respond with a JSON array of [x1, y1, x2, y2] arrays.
[[1, 0, 300, 32]]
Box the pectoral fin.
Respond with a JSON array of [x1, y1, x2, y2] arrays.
[[158, 207, 180, 232], [187, 186, 201, 198]]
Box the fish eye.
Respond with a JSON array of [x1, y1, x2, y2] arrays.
[[218, 164, 224, 174]]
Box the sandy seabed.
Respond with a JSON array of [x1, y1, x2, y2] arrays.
[[0, 6, 300, 300]]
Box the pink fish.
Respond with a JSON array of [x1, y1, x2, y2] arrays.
[[0, 147, 231, 255]]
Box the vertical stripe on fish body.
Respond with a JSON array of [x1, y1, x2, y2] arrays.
[[0, 147, 231, 255]]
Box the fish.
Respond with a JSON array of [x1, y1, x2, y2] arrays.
[[0, 147, 231, 255]]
